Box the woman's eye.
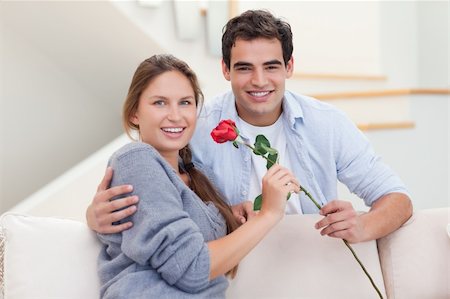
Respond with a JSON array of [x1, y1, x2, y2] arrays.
[[180, 99, 193, 105], [153, 100, 165, 106]]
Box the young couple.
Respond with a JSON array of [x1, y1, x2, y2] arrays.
[[92, 10, 412, 298]]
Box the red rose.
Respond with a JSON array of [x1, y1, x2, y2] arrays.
[[210, 119, 239, 143]]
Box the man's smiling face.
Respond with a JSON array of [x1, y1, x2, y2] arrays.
[[222, 37, 293, 126]]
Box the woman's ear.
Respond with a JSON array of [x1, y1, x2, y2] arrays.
[[130, 113, 139, 126]]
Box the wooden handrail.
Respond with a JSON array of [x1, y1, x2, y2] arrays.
[[357, 121, 415, 131], [293, 73, 387, 81], [406, 88, 450, 95], [311, 89, 450, 100]]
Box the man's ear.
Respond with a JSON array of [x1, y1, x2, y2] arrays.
[[285, 56, 294, 78], [221, 59, 231, 81]]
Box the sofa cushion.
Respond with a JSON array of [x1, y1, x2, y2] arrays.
[[0, 213, 101, 299], [226, 214, 386, 299], [377, 208, 450, 299]]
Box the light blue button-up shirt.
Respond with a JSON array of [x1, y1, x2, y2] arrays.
[[190, 90, 408, 214]]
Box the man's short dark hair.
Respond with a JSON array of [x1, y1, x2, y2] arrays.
[[221, 10, 293, 69]]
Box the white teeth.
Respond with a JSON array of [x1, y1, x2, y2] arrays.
[[162, 127, 183, 133], [250, 91, 270, 97]]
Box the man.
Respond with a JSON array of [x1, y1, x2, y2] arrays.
[[87, 10, 412, 243]]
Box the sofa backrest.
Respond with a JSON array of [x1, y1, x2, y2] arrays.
[[0, 213, 386, 299], [226, 214, 385, 298]]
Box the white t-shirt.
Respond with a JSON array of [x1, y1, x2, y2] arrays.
[[238, 116, 303, 214]]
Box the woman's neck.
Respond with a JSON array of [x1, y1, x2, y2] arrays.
[[159, 150, 190, 186], [160, 151, 180, 173]]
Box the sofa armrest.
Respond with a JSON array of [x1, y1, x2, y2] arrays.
[[0, 213, 101, 299], [377, 207, 450, 299]]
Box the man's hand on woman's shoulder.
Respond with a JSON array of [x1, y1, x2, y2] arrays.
[[86, 167, 139, 234]]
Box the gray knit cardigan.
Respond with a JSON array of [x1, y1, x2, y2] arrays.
[[97, 142, 228, 299]]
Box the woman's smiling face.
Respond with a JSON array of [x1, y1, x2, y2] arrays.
[[131, 70, 197, 158]]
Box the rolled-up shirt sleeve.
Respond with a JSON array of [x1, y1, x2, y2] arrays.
[[109, 144, 211, 293], [333, 112, 409, 206]]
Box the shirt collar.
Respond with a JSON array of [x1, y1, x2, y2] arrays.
[[219, 91, 240, 121], [282, 91, 304, 128]]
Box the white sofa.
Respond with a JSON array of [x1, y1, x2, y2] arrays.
[[0, 208, 448, 299]]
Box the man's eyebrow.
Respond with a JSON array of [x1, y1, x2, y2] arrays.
[[263, 60, 283, 66], [232, 60, 283, 69], [233, 61, 252, 69]]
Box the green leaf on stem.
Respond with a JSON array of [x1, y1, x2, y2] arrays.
[[253, 135, 270, 155], [266, 153, 278, 169], [253, 194, 263, 211], [255, 134, 270, 146], [261, 143, 278, 155], [253, 148, 264, 156], [232, 141, 239, 148]]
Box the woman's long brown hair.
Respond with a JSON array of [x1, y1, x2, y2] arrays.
[[179, 145, 240, 277]]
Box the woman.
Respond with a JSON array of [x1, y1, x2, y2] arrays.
[[97, 54, 300, 298]]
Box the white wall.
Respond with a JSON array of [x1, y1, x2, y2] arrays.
[[417, 1, 449, 87], [0, 28, 120, 212], [378, 1, 420, 87], [0, 1, 163, 213]]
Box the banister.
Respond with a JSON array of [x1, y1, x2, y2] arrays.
[[357, 121, 415, 131], [311, 89, 450, 100]]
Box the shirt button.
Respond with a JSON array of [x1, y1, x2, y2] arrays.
[[244, 156, 250, 162], [242, 191, 247, 196]]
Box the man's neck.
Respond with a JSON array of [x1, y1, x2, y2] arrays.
[[236, 107, 283, 127]]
